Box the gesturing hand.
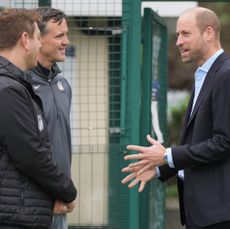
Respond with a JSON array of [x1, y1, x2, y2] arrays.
[[121, 165, 156, 192], [125, 135, 166, 168]]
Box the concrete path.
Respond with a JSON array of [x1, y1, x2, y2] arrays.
[[166, 198, 185, 229]]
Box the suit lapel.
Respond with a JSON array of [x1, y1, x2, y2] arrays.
[[184, 88, 194, 126], [188, 70, 214, 123], [180, 89, 194, 143]]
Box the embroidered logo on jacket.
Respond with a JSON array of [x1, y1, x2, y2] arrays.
[[37, 115, 44, 132], [57, 81, 64, 91], [34, 84, 41, 90]]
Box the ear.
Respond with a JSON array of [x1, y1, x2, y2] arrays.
[[20, 32, 30, 51], [205, 26, 215, 41]]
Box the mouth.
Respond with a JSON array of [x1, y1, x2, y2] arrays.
[[59, 48, 66, 54], [180, 48, 190, 57]]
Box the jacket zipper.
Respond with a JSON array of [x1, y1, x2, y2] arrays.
[[49, 79, 59, 120]]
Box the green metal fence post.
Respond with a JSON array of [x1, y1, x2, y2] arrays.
[[139, 8, 153, 229], [122, 0, 142, 229], [144, 9, 167, 229]]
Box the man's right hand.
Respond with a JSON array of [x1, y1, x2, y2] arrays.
[[66, 200, 76, 213], [53, 199, 76, 214]]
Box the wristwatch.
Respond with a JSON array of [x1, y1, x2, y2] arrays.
[[163, 152, 168, 164]]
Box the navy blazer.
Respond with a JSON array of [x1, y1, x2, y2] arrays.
[[159, 52, 230, 226]]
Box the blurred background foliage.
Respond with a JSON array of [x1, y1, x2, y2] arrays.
[[168, 96, 189, 146]]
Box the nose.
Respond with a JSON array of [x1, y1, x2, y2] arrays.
[[63, 35, 69, 46], [176, 35, 183, 47]]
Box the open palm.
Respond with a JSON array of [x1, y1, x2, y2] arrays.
[[121, 166, 156, 192]]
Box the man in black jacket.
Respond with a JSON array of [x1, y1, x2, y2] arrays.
[[28, 7, 74, 229], [0, 8, 77, 229]]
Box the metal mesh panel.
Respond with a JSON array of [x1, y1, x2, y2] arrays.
[[0, 0, 123, 228], [56, 6, 123, 228], [52, 0, 121, 17], [141, 8, 167, 229], [55, 1, 123, 228], [149, 10, 167, 229], [0, 0, 38, 7]]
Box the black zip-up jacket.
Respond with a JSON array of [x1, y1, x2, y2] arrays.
[[29, 63, 72, 178], [0, 56, 77, 228]]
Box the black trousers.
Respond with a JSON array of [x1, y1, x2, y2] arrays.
[[186, 220, 230, 229]]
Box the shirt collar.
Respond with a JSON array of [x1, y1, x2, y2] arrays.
[[199, 49, 224, 73]]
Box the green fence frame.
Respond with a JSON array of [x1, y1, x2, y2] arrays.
[[142, 8, 168, 229], [122, 1, 142, 229], [122, 1, 168, 229]]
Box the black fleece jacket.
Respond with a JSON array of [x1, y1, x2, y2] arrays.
[[0, 56, 77, 228]]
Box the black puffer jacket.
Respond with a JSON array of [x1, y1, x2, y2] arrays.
[[0, 56, 77, 228]]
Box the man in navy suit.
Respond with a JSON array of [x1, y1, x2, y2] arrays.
[[122, 7, 230, 229]]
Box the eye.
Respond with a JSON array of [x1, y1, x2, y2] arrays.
[[55, 33, 66, 39], [182, 31, 190, 37]]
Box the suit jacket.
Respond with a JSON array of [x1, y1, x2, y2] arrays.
[[159, 52, 230, 226]]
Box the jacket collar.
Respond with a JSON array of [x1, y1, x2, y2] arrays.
[[32, 62, 61, 80], [0, 56, 28, 83]]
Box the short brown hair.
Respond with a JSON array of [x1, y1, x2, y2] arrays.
[[183, 7, 220, 40], [36, 7, 66, 35], [0, 8, 41, 49], [195, 8, 220, 40]]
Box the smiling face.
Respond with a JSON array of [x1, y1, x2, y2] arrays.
[[176, 12, 208, 66], [38, 18, 69, 69]]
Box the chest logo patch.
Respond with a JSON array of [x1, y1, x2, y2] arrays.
[[37, 114, 44, 132], [34, 84, 41, 90], [57, 81, 64, 91]]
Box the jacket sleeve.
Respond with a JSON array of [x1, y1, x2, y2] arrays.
[[158, 164, 178, 182], [0, 86, 77, 203]]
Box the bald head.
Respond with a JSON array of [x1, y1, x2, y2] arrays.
[[181, 7, 220, 40]]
